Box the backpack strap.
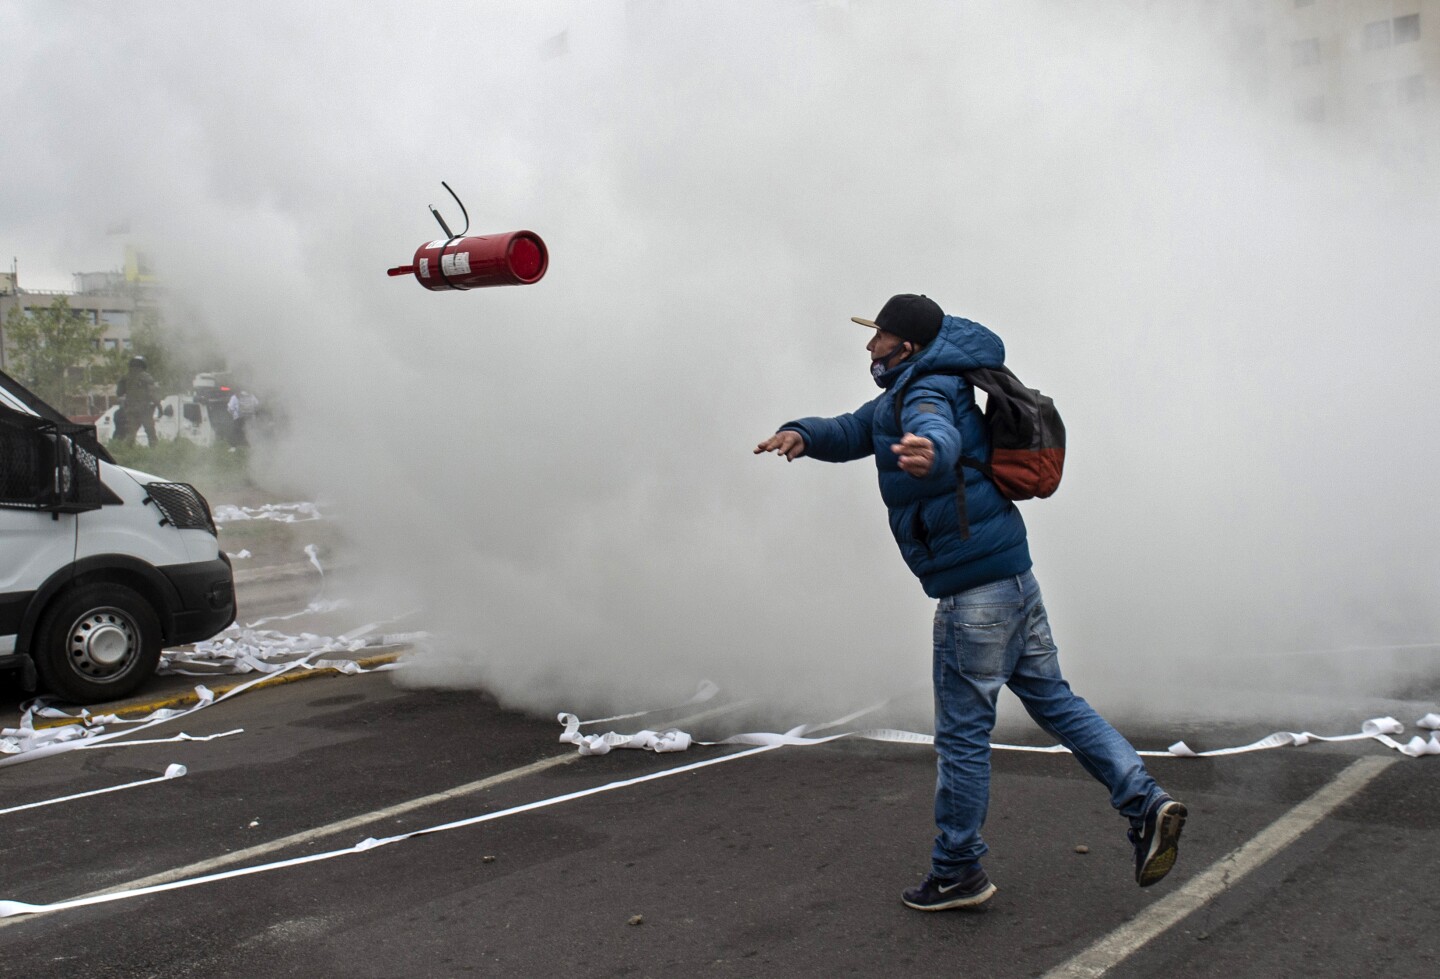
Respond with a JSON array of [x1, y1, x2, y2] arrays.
[[890, 368, 974, 541], [949, 366, 1020, 485]]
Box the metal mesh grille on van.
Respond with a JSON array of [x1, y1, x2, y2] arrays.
[[0, 405, 104, 513], [145, 482, 217, 535]]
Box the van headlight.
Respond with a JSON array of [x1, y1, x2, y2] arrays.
[[145, 482, 218, 536]]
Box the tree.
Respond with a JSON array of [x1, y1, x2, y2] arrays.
[[4, 297, 124, 411]]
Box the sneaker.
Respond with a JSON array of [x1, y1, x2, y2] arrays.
[[901, 865, 997, 911], [1131, 797, 1187, 887]]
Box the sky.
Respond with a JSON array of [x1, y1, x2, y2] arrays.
[[3, 1, 1437, 734]]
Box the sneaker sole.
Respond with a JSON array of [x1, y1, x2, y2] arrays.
[[1138, 801, 1187, 887], [902, 881, 998, 911]]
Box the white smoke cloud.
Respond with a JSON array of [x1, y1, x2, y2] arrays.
[[3, 1, 1436, 730]]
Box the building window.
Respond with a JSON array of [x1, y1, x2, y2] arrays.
[[1400, 74, 1426, 104], [99, 309, 131, 329], [103, 337, 120, 350], [1292, 37, 1321, 66], [122, 338, 133, 349], [1394, 14, 1420, 44], [1365, 19, 1393, 49], [1296, 94, 1326, 123]]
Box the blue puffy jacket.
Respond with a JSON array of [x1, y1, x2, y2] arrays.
[[780, 315, 1031, 597]]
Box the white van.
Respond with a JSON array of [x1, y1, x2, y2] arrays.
[[0, 369, 235, 704], [95, 394, 218, 448]]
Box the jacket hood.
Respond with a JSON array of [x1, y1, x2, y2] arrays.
[[905, 315, 1006, 375]]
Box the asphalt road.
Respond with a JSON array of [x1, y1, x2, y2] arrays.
[[3, 540, 1436, 976], [2, 669, 1437, 978]]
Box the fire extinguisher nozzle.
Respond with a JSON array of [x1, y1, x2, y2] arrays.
[[387, 265, 416, 277]]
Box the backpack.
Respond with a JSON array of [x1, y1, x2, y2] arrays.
[[891, 365, 1065, 539]]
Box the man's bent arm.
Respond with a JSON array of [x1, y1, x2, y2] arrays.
[[898, 378, 963, 478]]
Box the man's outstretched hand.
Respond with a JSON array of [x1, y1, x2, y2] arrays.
[[892, 433, 934, 477], [754, 431, 806, 461]]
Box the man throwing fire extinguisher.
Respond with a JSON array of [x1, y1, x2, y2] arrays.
[[754, 294, 1186, 911]]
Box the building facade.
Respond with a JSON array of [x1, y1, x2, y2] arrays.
[[0, 251, 159, 417], [1263, 0, 1437, 155]]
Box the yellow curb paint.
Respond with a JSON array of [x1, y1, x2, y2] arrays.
[[29, 651, 405, 730]]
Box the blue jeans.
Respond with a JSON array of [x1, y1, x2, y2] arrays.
[[930, 570, 1164, 877]]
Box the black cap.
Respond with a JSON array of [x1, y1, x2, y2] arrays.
[[851, 294, 944, 346]]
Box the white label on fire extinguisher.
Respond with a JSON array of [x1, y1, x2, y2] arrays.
[[419, 258, 430, 278], [441, 251, 471, 276]]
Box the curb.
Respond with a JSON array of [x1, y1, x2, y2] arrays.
[[33, 649, 407, 729]]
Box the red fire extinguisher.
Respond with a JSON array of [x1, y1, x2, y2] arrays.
[[387, 183, 548, 290]]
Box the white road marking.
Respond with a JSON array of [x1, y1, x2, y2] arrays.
[[1043, 754, 1399, 979]]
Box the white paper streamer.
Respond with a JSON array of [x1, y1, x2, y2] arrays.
[[2, 542, 419, 763], [158, 619, 422, 677], [3, 629, 412, 765], [557, 688, 883, 756], [1162, 717, 1409, 758], [560, 712, 1440, 761], [79, 729, 243, 749], [0, 638, 387, 767], [555, 718, 695, 756], [0, 764, 187, 816], [211, 502, 324, 524], [0, 685, 219, 765], [162, 541, 425, 678]]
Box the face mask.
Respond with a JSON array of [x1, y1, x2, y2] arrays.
[[870, 342, 909, 386]]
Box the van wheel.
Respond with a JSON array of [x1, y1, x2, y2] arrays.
[[33, 584, 162, 705]]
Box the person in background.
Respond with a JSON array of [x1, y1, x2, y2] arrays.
[[754, 293, 1187, 911], [115, 355, 158, 446], [226, 389, 260, 447]]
